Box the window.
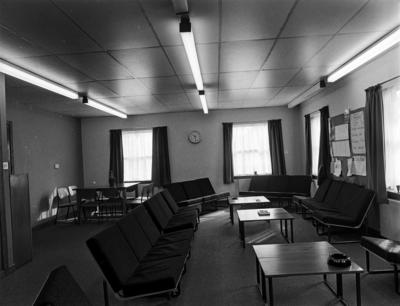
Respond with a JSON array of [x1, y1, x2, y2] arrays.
[[232, 122, 271, 176], [383, 83, 400, 191], [310, 112, 321, 176], [122, 129, 152, 181]]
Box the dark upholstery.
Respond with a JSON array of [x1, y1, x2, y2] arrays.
[[322, 180, 343, 207], [163, 183, 187, 203], [131, 205, 161, 245], [161, 190, 199, 220], [244, 175, 311, 198], [361, 236, 400, 264], [197, 178, 216, 196], [182, 180, 204, 199], [33, 266, 91, 306], [313, 178, 332, 202]]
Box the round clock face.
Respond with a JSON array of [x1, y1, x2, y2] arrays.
[[188, 130, 201, 144]]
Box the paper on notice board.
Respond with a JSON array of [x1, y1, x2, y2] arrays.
[[350, 111, 366, 154], [347, 158, 353, 176], [332, 140, 351, 157], [334, 160, 342, 177], [334, 124, 348, 140], [353, 156, 366, 176]]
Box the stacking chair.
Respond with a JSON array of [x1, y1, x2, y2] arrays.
[[79, 189, 100, 222], [100, 189, 123, 218], [55, 187, 77, 223], [33, 265, 92, 306], [127, 183, 154, 209]]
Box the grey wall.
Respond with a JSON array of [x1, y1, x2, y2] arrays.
[[81, 107, 303, 196], [6, 101, 83, 226], [297, 45, 400, 234]]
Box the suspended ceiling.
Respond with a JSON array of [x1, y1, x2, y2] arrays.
[[1, 0, 399, 117]]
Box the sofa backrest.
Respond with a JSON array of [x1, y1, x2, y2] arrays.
[[196, 178, 216, 196], [117, 213, 153, 261], [182, 180, 203, 199], [249, 175, 311, 193], [144, 193, 174, 230], [288, 176, 312, 194], [313, 178, 332, 202], [323, 180, 343, 207], [160, 189, 179, 213], [164, 182, 187, 202], [86, 225, 139, 292], [338, 184, 375, 222], [130, 205, 161, 245]]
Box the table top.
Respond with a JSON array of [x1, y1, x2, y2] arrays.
[[253, 241, 363, 277], [229, 196, 270, 205], [75, 182, 140, 191], [237, 208, 293, 222]]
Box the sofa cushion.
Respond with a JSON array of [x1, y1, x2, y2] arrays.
[[144, 195, 172, 230], [164, 183, 187, 203], [288, 175, 311, 195], [343, 188, 375, 221], [131, 206, 161, 245], [182, 180, 203, 199], [161, 190, 180, 213], [165, 214, 197, 233], [313, 179, 332, 202], [249, 176, 266, 191], [361, 236, 400, 263], [142, 239, 191, 262], [323, 180, 343, 207], [157, 229, 194, 245], [86, 225, 139, 292], [312, 210, 358, 226], [122, 256, 185, 297], [197, 178, 216, 196], [117, 213, 152, 261]]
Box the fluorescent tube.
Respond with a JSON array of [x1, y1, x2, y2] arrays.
[[199, 91, 208, 114], [180, 23, 204, 91], [0, 59, 79, 99], [327, 27, 400, 83], [84, 98, 127, 119]]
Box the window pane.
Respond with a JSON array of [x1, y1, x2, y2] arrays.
[[232, 122, 271, 176], [310, 113, 321, 176], [122, 130, 152, 181], [383, 84, 400, 190]]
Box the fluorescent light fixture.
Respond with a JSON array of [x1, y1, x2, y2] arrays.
[[288, 82, 321, 108], [0, 59, 79, 99], [83, 97, 127, 119], [180, 16, 204, 91], [199, 90, 208, 114], [327, 27, 400, 83]]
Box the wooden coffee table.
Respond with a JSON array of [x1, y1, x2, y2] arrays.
[[229, 196, 270, 224], [237, 208, 294, 248], [253, 241, 363, 305]]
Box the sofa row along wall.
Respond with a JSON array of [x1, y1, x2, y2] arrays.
[[6, 99, 83, 227], [298, 45, 400, 239]]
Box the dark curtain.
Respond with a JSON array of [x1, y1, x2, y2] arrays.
[[223, 123, 234, 184], [317, 106, 331, 185], [304, 114, 312, 176], [152, 126, 171, 187], [365, 85, 387, 204], [109, 129, 124, 184], [268, 119, 286, 175]]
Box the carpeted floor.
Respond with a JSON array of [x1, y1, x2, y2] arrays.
[[0, 207, 399, 306]]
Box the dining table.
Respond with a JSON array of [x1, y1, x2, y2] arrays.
[[75, 182, 140, 223]]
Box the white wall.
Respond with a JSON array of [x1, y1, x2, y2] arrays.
[[81, 107, 303, 195], [298, 45, 400, 234]]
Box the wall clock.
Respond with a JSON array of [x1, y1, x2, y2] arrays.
[[188, 130, 201, 144]]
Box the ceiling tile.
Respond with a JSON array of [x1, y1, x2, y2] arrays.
[[9, 55, 91, 84], [179, 74, 219, 92], [252, 69, 299, 88], [269, 86, 308, 105], [222, 0, 295, 41], [281, 0, 368, 37], [218, 101, 244, 109], [165, 43, 219, 75], [218, 89, 248, 102], [66, 81, 118, 99], [190, 0, 219, 44], [139, 76, 183, 94], [101, 79, 151, 96], [263, 36, 331, 69], [219, 71, 259, 90], [220, 40, 274, 72], [59, 52, 132, 81], [246, 88, 281, 101], [286, 67, 331, 87], [141, 0, 181, 46], [306, 32, 385, 71], [340, 0, 400, 34], [54, 0, 159, 50], [155, 93, 190, 106], [110, 47, 174, 78], [0, 0, 101, 54]]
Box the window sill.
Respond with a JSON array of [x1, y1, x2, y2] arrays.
[[234, 174, 272, 179], [387, 191, 400, 201]]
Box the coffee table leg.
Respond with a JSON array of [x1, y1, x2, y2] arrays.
[[356, 273, 361, 306], [256, 258, 260, 284], [284, 219, 288, 240], [280, 220, 283, 235], [239, 220, 245, 248], [230, 204, 234, 225], [290, 219, 294, 243], [268, 277, 274, 306], [336, 274, 343, 298], [261, 272, 266, 302]]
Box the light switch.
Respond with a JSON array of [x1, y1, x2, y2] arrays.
[[54, 163, 60, 169], [2, 162, 8, 170]]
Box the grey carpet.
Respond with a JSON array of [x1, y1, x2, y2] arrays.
[[0, 208, 399, 305]]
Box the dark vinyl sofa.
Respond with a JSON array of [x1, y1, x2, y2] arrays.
[[86, 196, 196, 303], [239, 175, 312, 202], [164, 177, 230, 212]]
